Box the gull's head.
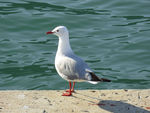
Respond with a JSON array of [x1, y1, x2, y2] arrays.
[[46, 26, 69, 38]]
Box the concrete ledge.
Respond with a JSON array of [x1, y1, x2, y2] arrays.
[[0, 90, 150, 113]]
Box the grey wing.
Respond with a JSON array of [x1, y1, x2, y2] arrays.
[[56, 56, 92, 80]]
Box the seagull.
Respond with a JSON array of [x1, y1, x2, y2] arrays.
[[46, 26, 111, 96]]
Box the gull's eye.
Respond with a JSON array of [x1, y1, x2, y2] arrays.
[[57, 30, 59, 32]]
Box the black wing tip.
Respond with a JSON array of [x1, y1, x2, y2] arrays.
[[89, 72, 111, 82], [101, 78, 111, 82]]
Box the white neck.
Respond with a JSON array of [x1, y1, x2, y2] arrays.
[[56, 35, 73, 56]]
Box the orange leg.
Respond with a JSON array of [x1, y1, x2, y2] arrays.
[[66, 82, 75, 92], [62, 81, 72, 96]]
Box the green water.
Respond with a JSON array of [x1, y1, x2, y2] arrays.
[[0, 0, 150, 90]]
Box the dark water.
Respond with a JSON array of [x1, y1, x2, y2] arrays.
[[0, 0, 150, 90]]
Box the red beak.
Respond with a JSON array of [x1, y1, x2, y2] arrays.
[[46, 31, 53, 35]]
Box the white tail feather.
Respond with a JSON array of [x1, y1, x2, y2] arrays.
[[87, 81, 99, 84]]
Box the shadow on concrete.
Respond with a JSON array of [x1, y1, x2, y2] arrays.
[[98, 100, 150, 113], [74, 92, 150, 113], [73, 91, 102, 104]]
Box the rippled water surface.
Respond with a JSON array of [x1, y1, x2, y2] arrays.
[[0, 0, 150, 90]]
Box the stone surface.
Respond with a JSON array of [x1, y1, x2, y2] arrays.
[[0, 90, 150, 113]]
